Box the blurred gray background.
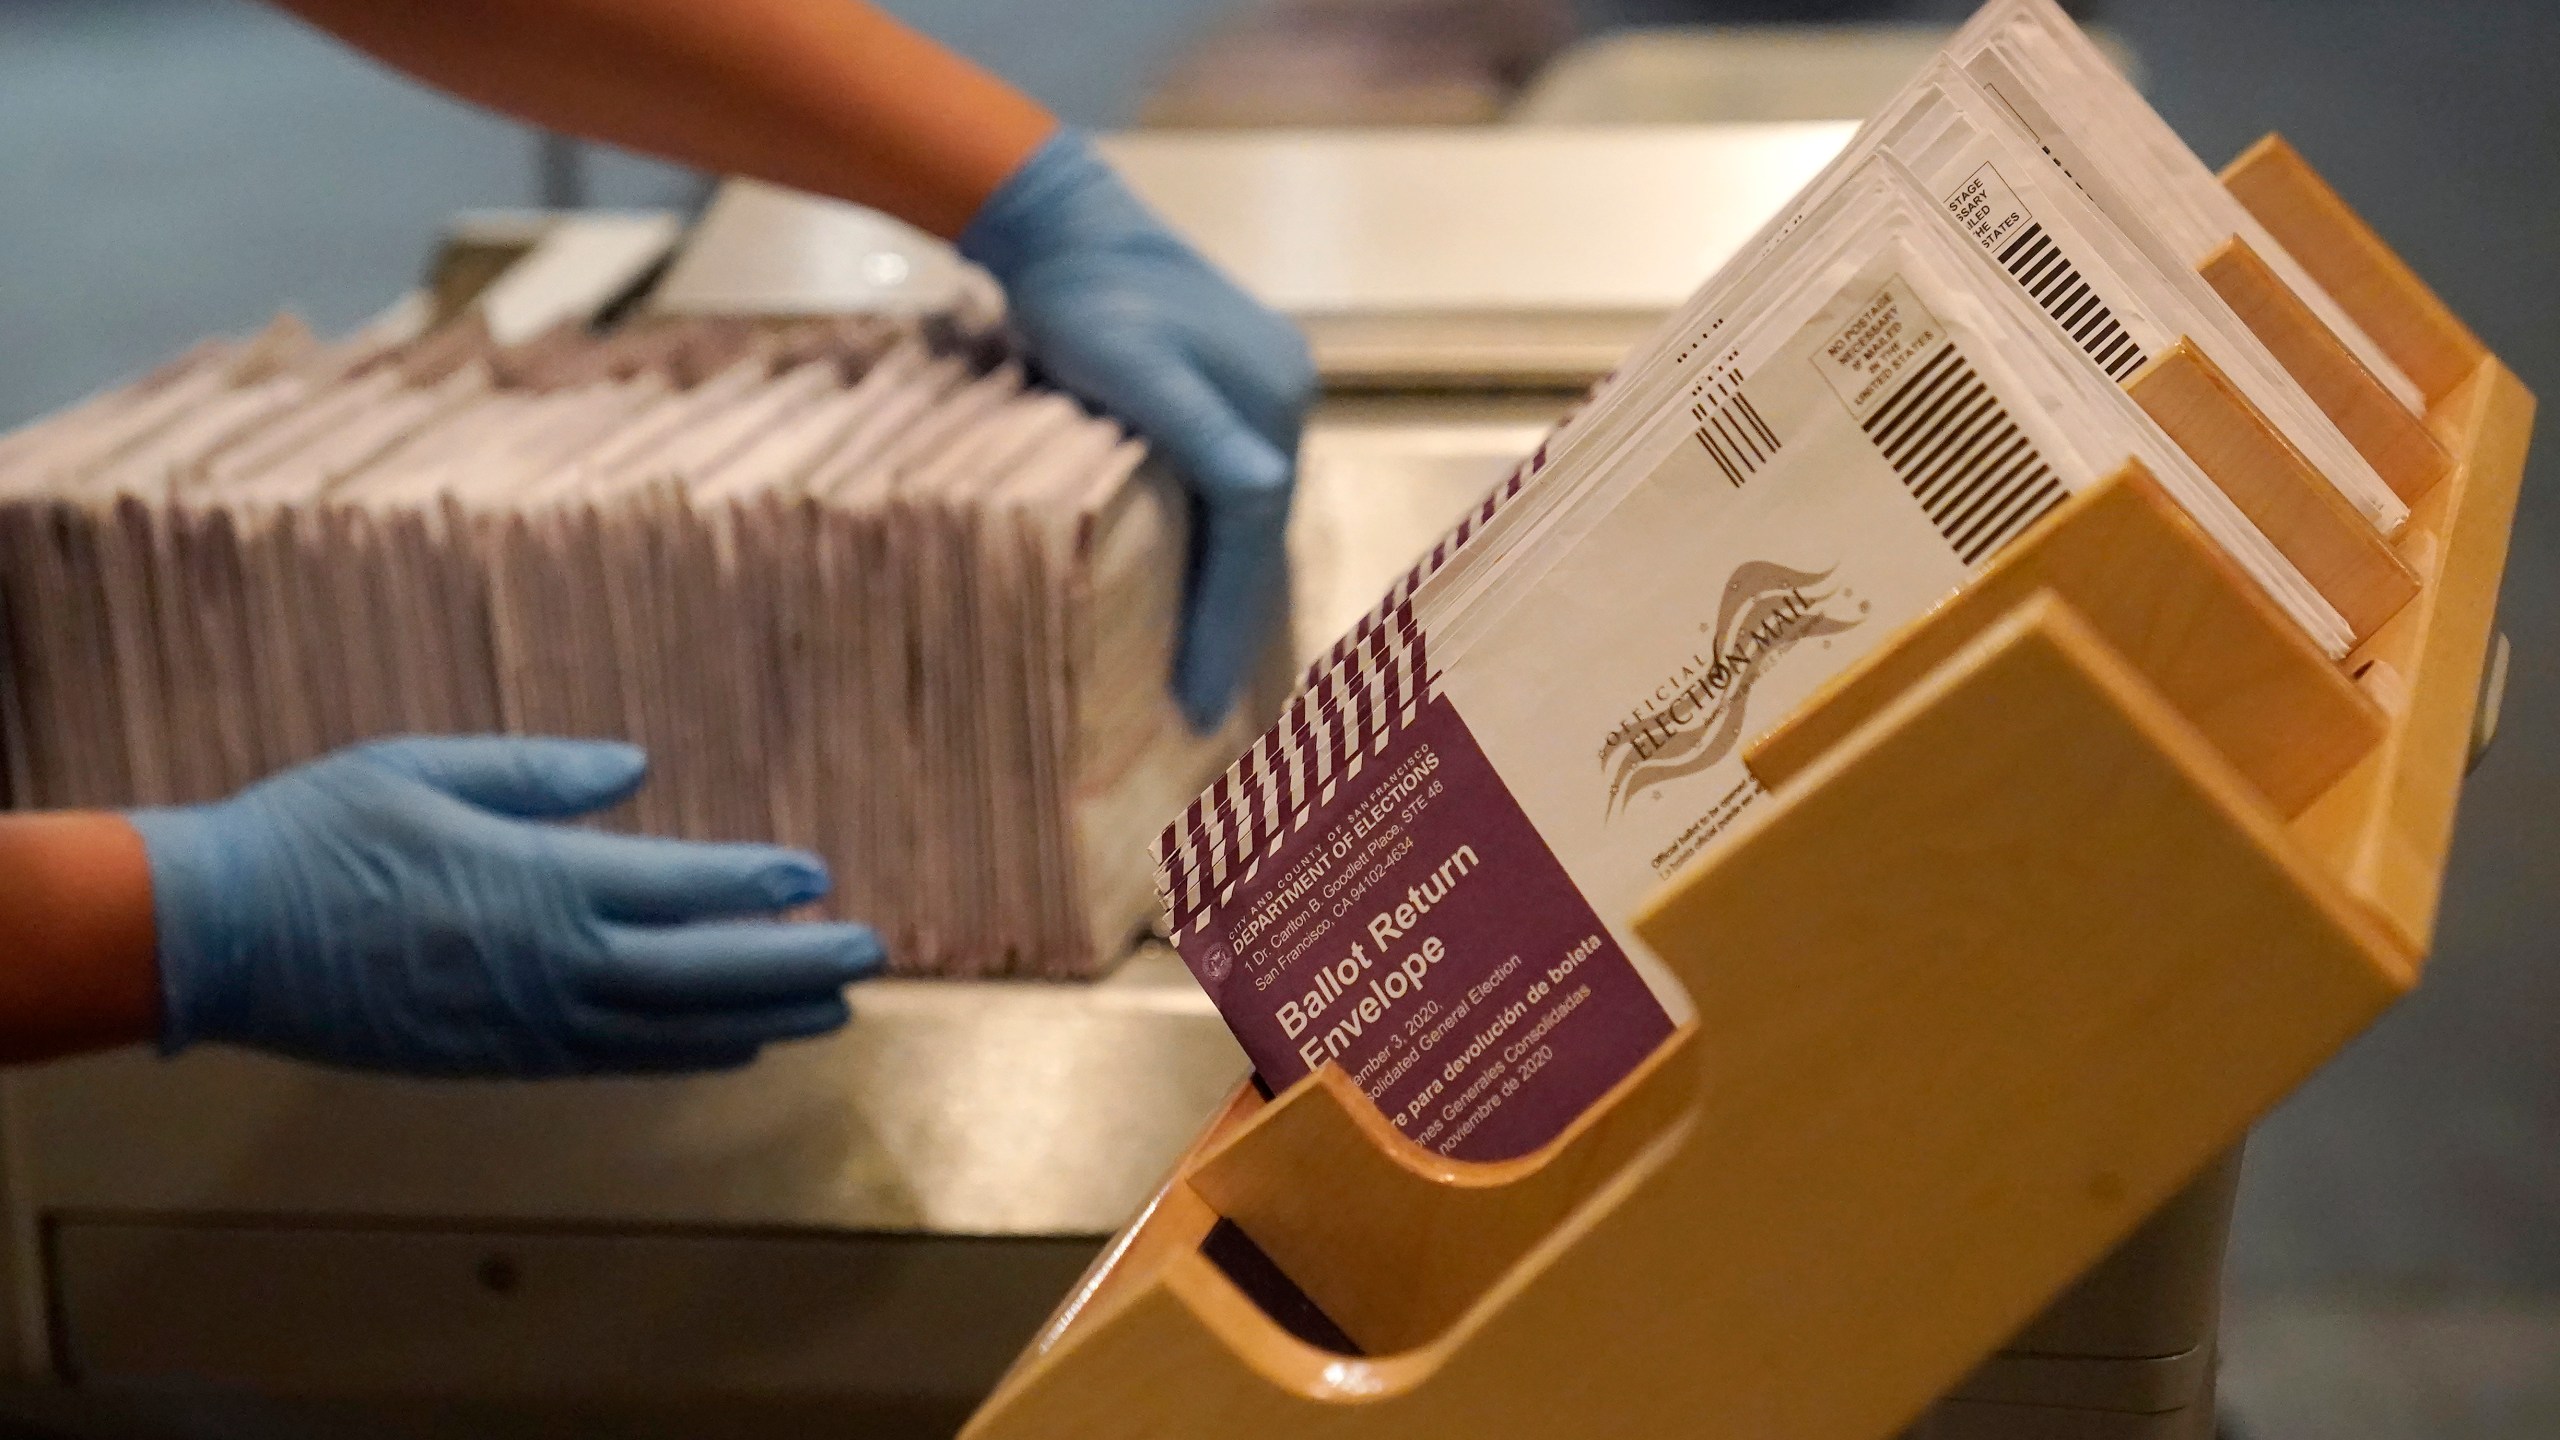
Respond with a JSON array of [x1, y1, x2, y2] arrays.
[[1, 0, 2552, 1436]]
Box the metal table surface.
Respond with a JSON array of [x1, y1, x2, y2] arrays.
[[656, 123, 1854, 385], [2, 948, 1237, 1238]]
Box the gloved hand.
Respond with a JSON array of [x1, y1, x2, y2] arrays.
[[960, 127, 1315, 732], [126, 737, 881, 1078]]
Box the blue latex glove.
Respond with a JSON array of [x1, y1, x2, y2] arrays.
[[960, 128, 1315, 732], [126, 737, 881, 1078]]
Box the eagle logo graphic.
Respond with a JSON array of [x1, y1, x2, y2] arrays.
[[1599, 561, 1862, 816]]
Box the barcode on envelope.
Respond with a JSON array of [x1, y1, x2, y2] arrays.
[[1864, 342, 2068, 565], [1689, 390, 1780, 487], [1996, 223, 2147, 380]]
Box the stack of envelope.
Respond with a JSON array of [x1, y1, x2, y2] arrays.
[[1159, 0, 2427, 1160], [0, 314, 1252, 978]]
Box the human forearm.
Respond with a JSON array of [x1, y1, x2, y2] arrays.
[[0, 815, 160, 1063], [267, 0, 1056, 238]]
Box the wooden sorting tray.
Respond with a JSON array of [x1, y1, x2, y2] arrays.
[[958, 138, 2534, 1440]]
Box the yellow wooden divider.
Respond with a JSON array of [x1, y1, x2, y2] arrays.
[[1748, 461, 2383, 816], [957, 136, 2532, 1440]]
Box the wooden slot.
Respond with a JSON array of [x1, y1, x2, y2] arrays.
[[2292, 360, 2535, 954], [2222, 135, 2487, 408], [986, 1080, 1263, 1398], [960, 138, 2526, 1440], [962, 597, 2412, 1440], [1187, 1023, 1701, 1355], [1747, 463, 2384, 817], [2200, 235, 2452, 504], [2126, 339, 2418, 639]]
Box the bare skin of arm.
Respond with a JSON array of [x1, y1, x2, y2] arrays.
[[266, 0, 1060, 239], [0, 816, 159, 1062]]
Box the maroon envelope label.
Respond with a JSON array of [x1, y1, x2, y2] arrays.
[[1176, 695, 1676, 1161]]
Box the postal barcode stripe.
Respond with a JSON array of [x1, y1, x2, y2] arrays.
[[1994, 223, 2149, 381], [1871, 346, 1976, 460], [1690, 388, 1782, 486], [1865, 342, 2069, 566]]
